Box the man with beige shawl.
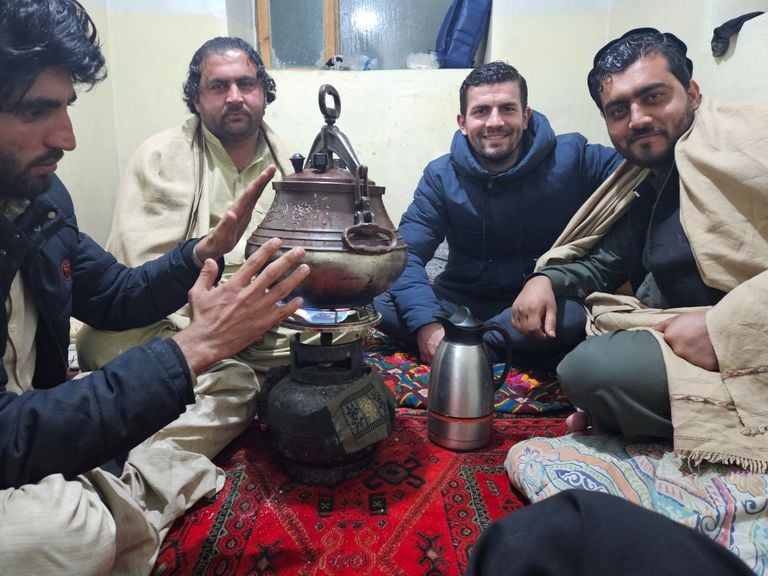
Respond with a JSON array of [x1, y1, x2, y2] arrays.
[[77, 38, 306, 378], [512, 28, 768, 473]]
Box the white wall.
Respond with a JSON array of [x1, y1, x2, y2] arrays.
[[58, 0, 230, 242], [486, 0, 612, 143], [486, 0, 768, 143], [267, 69, 468, 223], [60, 0, 768, 244]]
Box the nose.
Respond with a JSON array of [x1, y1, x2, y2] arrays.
[[45, 109, 76, 151], [628, 102, 652, 130], [486, 107, 504, 127], [226, 84, 243, 104]]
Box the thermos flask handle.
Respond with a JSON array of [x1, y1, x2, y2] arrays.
[[482, 325, 514, 390]]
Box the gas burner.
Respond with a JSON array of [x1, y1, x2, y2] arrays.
[[282, 304, 381, 334], [258, 303, 394, 485]]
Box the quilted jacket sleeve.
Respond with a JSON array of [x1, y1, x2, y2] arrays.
[[0, 338, 194, 489], [71, 231, 202, 330], [387, 162, 450, 333]]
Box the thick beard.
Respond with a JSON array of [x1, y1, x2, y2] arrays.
[[209, 106, 263, 144], [0, 148, 52, 199]]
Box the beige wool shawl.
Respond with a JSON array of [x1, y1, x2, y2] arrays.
[[106, 115, 294, 268], [536, 98, 768, 472], [103, 115, 294, 339]]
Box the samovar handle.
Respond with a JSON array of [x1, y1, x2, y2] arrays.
[[353, 165, 372, 224], [318, 84, 341, 124], [346, 162, 394, 253], [305, 85, 362, 173], [342, 223, 398, 254]]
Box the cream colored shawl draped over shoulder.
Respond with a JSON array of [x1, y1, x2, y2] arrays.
[[536, 99, 768, 472], [79, 117, 342, 374], [106, 116, 294, 268]]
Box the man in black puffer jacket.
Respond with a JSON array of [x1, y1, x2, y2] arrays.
[[0, 2, 309, 574]]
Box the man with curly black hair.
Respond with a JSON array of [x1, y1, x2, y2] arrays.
[[0, 2, 309, 573]]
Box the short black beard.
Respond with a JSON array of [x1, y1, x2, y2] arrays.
[[623, 102, 695, 170], [0, 148, 54, 200]]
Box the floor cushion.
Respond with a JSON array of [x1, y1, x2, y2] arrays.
[[505, 434, 768, 574]]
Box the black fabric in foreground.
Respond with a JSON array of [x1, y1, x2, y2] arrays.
[[467, 489, 754, 576]]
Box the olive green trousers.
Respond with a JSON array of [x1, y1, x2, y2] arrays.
[[557, 329, 673, 440]]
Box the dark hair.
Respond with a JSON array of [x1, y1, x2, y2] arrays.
[[183, 37, 276, 115], [0, 0, 106, 111], [587, 28, 693, 112], [459, 61, 528, 116]]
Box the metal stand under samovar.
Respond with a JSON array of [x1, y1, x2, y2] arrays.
[[257, 306, 395, 485]]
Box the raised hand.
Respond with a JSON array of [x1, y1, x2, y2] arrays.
[[193, 165, 277, 263], [173, 237, 310, 374]]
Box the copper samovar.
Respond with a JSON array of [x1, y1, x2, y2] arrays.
[[249, 85, 402, 485], [245, 84, 407, 308]]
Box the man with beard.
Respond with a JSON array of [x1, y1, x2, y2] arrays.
[[374, 61, 620, 368], [101, 35, 293, 270], [0, 2, 310, 573], [513, 29, 768, 472], [76, 37, 318, 375]]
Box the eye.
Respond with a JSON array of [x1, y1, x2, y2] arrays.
[[16, 107, 50, 122], [645, 91, 663, 104], [237, 78, 259, 92], [606, 105, 628, 120]]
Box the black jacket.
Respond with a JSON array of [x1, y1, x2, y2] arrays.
[[0, 176, 201, 488]]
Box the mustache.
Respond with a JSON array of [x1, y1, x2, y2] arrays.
[[628, 127, 668, 143], [224, 104, 250, 115], [29, 149, 64, 167]]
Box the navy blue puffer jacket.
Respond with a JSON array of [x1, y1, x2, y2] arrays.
[[388, 111, 621, 333]]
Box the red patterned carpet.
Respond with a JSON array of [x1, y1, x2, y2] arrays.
[[152, 410, 566, 576]]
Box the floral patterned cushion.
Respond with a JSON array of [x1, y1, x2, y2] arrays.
[[506, 435, 768, 573]]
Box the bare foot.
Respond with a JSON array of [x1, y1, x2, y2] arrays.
[[566, 412, 602, 435]]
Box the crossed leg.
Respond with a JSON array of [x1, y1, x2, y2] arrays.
[[557, 329, 672, 440]]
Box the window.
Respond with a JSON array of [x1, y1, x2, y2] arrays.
[[256, 0, 454, 69]]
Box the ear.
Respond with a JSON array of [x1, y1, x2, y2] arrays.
[[457, 113, 468, 135], [522, 106, 532, 130], [687, 79, 702, 110]]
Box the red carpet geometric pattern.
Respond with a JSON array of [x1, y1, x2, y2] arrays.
[[153, 410, 567, 576]]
